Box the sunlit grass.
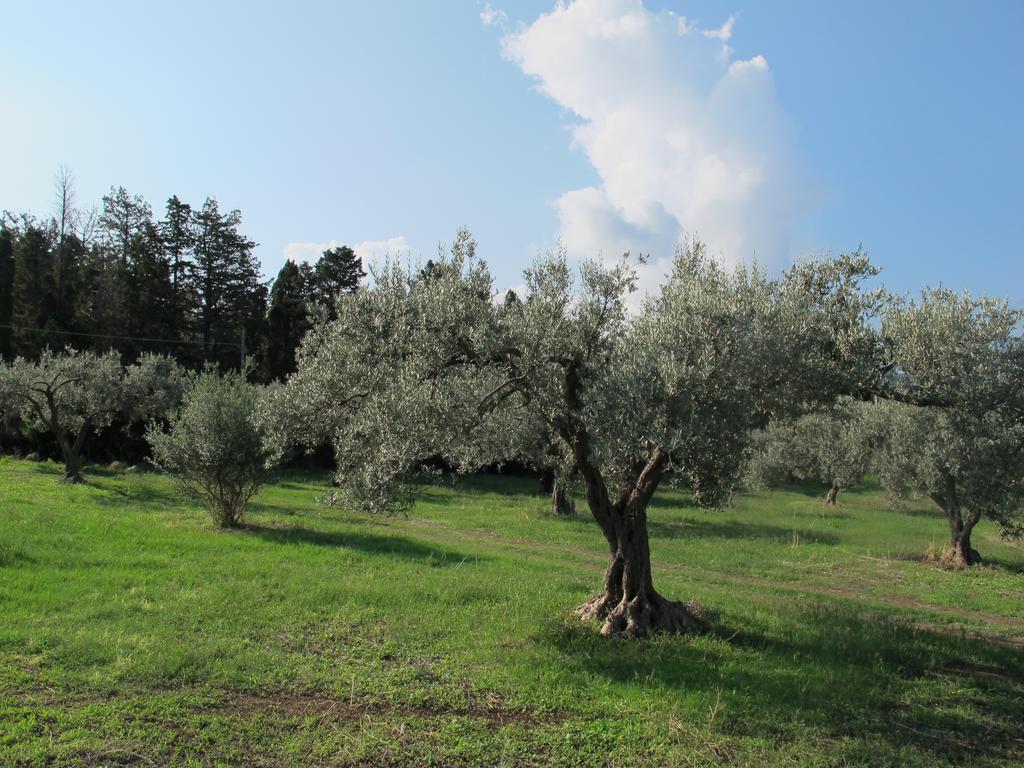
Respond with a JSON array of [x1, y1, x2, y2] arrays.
[[1, 457, 1022, 766]]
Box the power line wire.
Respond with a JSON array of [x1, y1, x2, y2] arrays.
[[0, 323, 240, 349]]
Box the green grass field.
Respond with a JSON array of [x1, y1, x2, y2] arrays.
[[1, 458, 1022, 767]]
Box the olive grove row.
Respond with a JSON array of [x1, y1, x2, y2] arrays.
[[1, 233, 1021, 637], [271, 232, 1021, 637]]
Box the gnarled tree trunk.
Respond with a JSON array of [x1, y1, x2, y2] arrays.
[[931, 473, 981, 567], [551, 478, 575, 516], [946, 515, 981, 567], [824, 482, 839, 506], [572, 444, 703, 637], [555, 361, 701, 637], [56, 424, 90, 484], [36, 385, 90, 484], [943, 506, 981, 567]]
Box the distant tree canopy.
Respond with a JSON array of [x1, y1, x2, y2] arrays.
[[0, 184, 265, 370], [747, 400, 883, 505], [0, 168, 368, 467], [311, 246, 366, 313], [747, 286, 1024, 564], [871, 289, 1024, 566], [0, 168, 365, 386], [264, 245, 364, 381], [0, 349, 188, 483]]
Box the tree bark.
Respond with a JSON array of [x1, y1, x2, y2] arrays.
[[944, 509, 981, 567], [572, 444, 703, 637], [57, 424, 90, 484], [824, 483, 839, 506], [555, 361, 701, 637], [38, 387, 89, 484], [58, 440, 84, 483], [551, 478, 575, 516], [932, 473, 981, 567]]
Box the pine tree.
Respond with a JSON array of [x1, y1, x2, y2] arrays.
[[99, 187, 153, 267], [76, 240, 128, 354], [191, 198, 266, 369], [311, 245, 364, 316], [95, 187, 167, 357], [265, 260, 312, 381], [159, 196, 194, 330], [50, 230, 84, 334], [11, 221, 57, 355], [0, 227, 14, 359], [126, 221, 177, 351]]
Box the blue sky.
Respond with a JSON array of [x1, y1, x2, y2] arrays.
[[1, 1, 1021, 303]]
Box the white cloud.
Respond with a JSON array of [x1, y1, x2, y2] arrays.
[[493, 282, 528, 305], [352, 236, 414, 269], [283, 235, 413, 273], [502, 0, 814, 289], [282, 240, 339, 264], [480, 3, 508, 29], [703, 14, 735, 41], [728, 54, 768, 75]]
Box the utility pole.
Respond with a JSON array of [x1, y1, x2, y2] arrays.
[[240, 327, 246, 371]]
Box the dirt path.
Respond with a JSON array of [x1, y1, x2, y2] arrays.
[[402, 518, 1024, 640]]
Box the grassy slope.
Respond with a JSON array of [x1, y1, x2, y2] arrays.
[[0, 458, 1022, 767]]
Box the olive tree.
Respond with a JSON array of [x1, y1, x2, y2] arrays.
[[148, 369, 276, 528], [0, 369, 19, 441], [872, 289, 1024, 566], [125, 353, 193, 423], [0, 349, 187, 483], [875, 403, 1021, 566], [747, 400, 882, 505], [275, 233, 883, 636]]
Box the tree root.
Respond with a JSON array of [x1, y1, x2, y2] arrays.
[[577, 590, 704, 638], [59, 472, 86, 485], [939, 544, 982, 569]]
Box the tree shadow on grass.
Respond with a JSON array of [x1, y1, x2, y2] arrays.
[[241, 523, 488, 566], [541, 602, 1024, 764], [886, 501, 945, 519], [270, 481, 325, 492], [412, 474, 540, 503], [90, 479, 185, 512], [0, 547, 35, 567], [646, 518, 841, 546], [890, 549, 1024, 576], [978, 555, 1024, 576], [773, 481, 834, 500]]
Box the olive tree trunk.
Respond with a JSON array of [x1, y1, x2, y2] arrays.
[[57, 424, 90, 484], [946, 511, 981, 567], [942, 502, 981, 567], [572, 444, 702, 637], [824, 482, 840, 506], [551, 478, 575, 516], [931, 473, 981, 567]]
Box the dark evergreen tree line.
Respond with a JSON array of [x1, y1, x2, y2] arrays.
[[265, 245, 365, 380], [0, 170, 365, 383]]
